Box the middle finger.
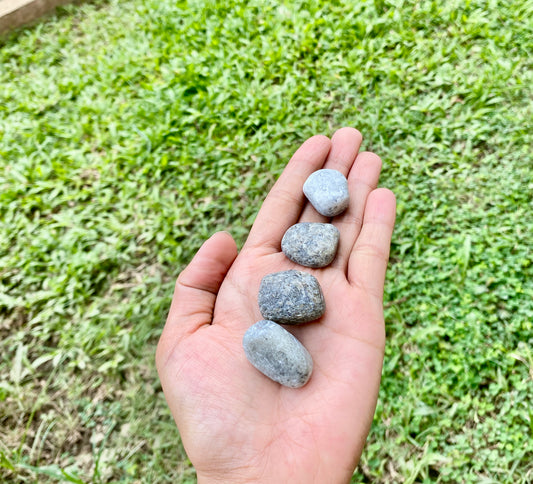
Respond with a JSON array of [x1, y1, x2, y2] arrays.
[[299, 127, 363, 223]]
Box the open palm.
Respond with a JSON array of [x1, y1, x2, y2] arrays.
[[156, 128, 396, 483]]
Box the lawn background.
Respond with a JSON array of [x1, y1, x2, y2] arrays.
[[1, 0, 532, 482]]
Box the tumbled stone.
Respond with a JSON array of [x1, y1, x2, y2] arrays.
[[243, 320, 313, 388], [303, 169, 350, 217], [258, 270, 325, 324], [282, 222, 340, 268]]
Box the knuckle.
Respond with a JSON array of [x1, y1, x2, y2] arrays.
[[355, 243, 389, 263]]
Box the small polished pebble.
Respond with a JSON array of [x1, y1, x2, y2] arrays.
[[243, 320, 313, 388], [303, 169, 350, 217], [282, 222, 340, 268], [258, 270, 325, 324]]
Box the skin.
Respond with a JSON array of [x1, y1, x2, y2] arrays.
[[156, 128, 397, 483]]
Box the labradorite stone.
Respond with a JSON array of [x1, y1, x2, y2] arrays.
[[303, 169, 349, 217], [258, 270, 325, 324], [243, 320, 313, 388], [281, 222, 340, 268]]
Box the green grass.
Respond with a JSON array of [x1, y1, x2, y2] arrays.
[[1, 0, 532, 482]]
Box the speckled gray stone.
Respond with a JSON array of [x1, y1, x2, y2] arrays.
[[281, 222, 340, 268], [303, 169, 350, 217], [258, 270, 325, 324], [243, 320, 313, 388]]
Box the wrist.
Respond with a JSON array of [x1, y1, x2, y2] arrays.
[[196, 463, 263, 484], [197, 472, 258, 484]]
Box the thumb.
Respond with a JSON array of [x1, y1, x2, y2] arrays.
[[156, 231, 238, 364]]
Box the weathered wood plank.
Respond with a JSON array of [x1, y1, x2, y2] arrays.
[[0, 0, 73, 34]]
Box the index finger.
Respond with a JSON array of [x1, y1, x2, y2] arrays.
[[243, 135, 331, 251]]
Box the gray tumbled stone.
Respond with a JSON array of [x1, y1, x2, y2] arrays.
[[282, 222, 340, 268], [243, 320, 313, 388], [303, 169, 350, 217], [258, 270, 325, 324]]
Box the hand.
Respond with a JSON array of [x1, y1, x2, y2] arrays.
[[156, 128, 396, 483]]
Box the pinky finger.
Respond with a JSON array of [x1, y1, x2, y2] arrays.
[[347, 188, 396, 302]]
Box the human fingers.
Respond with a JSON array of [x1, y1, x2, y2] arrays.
[[331, 151, 382, 273], [156, 231, 238, 367], [243, 135, 331, 251], [347, 188, 396, 302], [299, 127, 363, 223]]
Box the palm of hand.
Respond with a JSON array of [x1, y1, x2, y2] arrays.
[[157, 129, 396, 483]]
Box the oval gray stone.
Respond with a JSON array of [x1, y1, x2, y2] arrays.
[[303, 169, 350, 217], [281, 222, 340, 268], [258, 270, 325, 324], [243, 320, 313, 388]]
